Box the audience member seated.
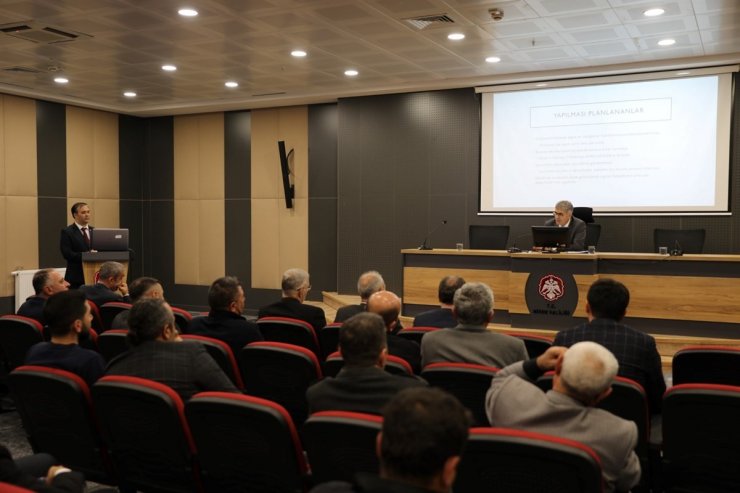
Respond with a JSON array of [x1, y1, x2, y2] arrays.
[[307, 313, 425, 415], [110, 276, 164, 329], [0, 444, 85, 493], [486, 342, 640, 493], [421, 282, 527, 368], [553, 278, 665, 415], [78, 261, 130, 306], [24, 291, 105, 386], [258, 268, 327, 332], [186, 276, 262, 355], [412, 275, 465, 328], [106, 298, 238, 401], [334, 271, 385, 323], [16, 269, 69, 325], [310, 387, 470, 493], [367, 291, 421, 373]]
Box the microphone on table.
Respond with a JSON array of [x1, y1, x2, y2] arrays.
[[507, 232, 531, 253], [418, 220, 448, 250]]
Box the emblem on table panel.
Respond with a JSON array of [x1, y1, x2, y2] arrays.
[[538, 274, 564, 302]]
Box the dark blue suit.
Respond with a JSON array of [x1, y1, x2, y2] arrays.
[[60, 224, 92, 288]]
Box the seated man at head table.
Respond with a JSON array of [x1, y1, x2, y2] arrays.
[[543, 199, 586, 251]]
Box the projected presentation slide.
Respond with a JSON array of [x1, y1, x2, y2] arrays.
[[479, 72, 732, 214]]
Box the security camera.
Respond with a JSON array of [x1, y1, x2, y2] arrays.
[[489, 8, 504, 21]]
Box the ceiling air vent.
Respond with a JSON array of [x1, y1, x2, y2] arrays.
[[403, 14, 455, 30], [0, 21, 88, 44]]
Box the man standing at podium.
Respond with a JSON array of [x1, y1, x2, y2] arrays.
[[60, 202, 94, 289], [544, 200, 586, 251]]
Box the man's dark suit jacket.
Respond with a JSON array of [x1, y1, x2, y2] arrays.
[[333, 303, 365, 323], [79, 283, 129, 308], [106, 340, 239, 401], [306, 366, 426, 415], [553, 318, 666, 414], [60, 224, 92, 288], [186, 309, 263, 357], [17, 295, 46, 325], [412, 307, 456, 328], [258, 297, 327, 332], [387, 335, 421, 374], [544, 216, 587, 250]]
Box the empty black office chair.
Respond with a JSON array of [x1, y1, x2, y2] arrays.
[[9, 366, 116, 484], [654, 228, 705, 254], [186, 392, 308, 493], [302, 410, 382, 485], [662, 383, 740, 492], [672, 345, 740, 386], [469, 225, 510, 250], [92, 375, 201, 493], [573, 207, 594, 223], [455, 427, 603, 493], [421, 362, 499, 426]]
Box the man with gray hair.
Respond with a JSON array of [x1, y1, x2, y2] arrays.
[[486, 342, 640, 492], [544, 199, 586, 250], [79, 260, 130, 307], [258, 268, 327, 332], [17, 268, 69, 325], [421, 282, 527, 367], [334, 270, 385, 323]]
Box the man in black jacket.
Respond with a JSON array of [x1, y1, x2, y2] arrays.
[[17, 269, 69, 325], [367, 290, 421, 373], [258, 268, 327, 332], [59, 202, 93, 289]]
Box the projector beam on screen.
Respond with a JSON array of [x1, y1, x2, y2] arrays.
[[478, 68, 734, 215]]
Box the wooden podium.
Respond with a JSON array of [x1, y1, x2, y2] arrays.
[[81, 251, 130, 285]]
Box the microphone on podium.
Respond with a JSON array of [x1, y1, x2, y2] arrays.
[[418, 219, 448, 250], [507, 232, 531, 253]]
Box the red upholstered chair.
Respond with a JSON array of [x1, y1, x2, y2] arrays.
[[420, 362, 499, 426], [99, 301, 132, 330], [319, 322, 342, 360], [96, 329, 130, 362], [91, 375, 201, 493], [396, 327, 440, 345], [662, 383, 740, 492], [180, 335, 244, 389], [8, 366, 115, 484], [171, 306, 193, 332], [672, 345, 740, 386], [302, 410, 382, 485], [455, 427, 604, 493], [257, 316, 321, 357], [0, 483, 35, 493], [186, 392, 308, 492], [0, 315, 44, 369], [240, 342, 323, 425], [504, 332, 553, 359], [323, 351, 413, 378]]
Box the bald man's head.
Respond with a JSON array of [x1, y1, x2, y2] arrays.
[[367, 290, 401, 331]]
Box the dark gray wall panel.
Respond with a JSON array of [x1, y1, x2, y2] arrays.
[[308, 104, 338, 299], [36, 101, 67, 269], [145, 117, 174, 200], [145, 200, 174, 289], [225, 111, 251, 200], [225, 199, 250, 286], [120, 199, 143, 279], [119, 115, 145, 200]]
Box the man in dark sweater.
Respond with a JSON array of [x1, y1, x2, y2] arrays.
[[17, 268, 69, 325], [187, 276, 263, 356], [307, 313, 425, 415], [25, 290, 105, 386]]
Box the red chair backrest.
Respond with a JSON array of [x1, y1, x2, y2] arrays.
[[181, 334, 244, 389]]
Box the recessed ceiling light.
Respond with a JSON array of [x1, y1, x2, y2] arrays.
[[123, 91, 137, 97], [178, 8, 198, 17], [344, 69, 359, 77], [54, 77, 68, 84], [291, 50, 307, 57], [448, 33, 465, 41], [676, 71, 691, 75], [485, 56, 501, 63], [162, 64, 177, 71], [658, 38, 676, 46], [643, 8, 665, 17], [225, 81, 239, 88], [536, 83, 548, 87]]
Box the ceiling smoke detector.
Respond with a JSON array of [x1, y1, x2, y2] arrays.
[[489, 8, 504, 22]]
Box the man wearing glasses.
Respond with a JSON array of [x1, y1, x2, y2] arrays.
[[544, 200, 587, 251], [258, 268, 327, 332]]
